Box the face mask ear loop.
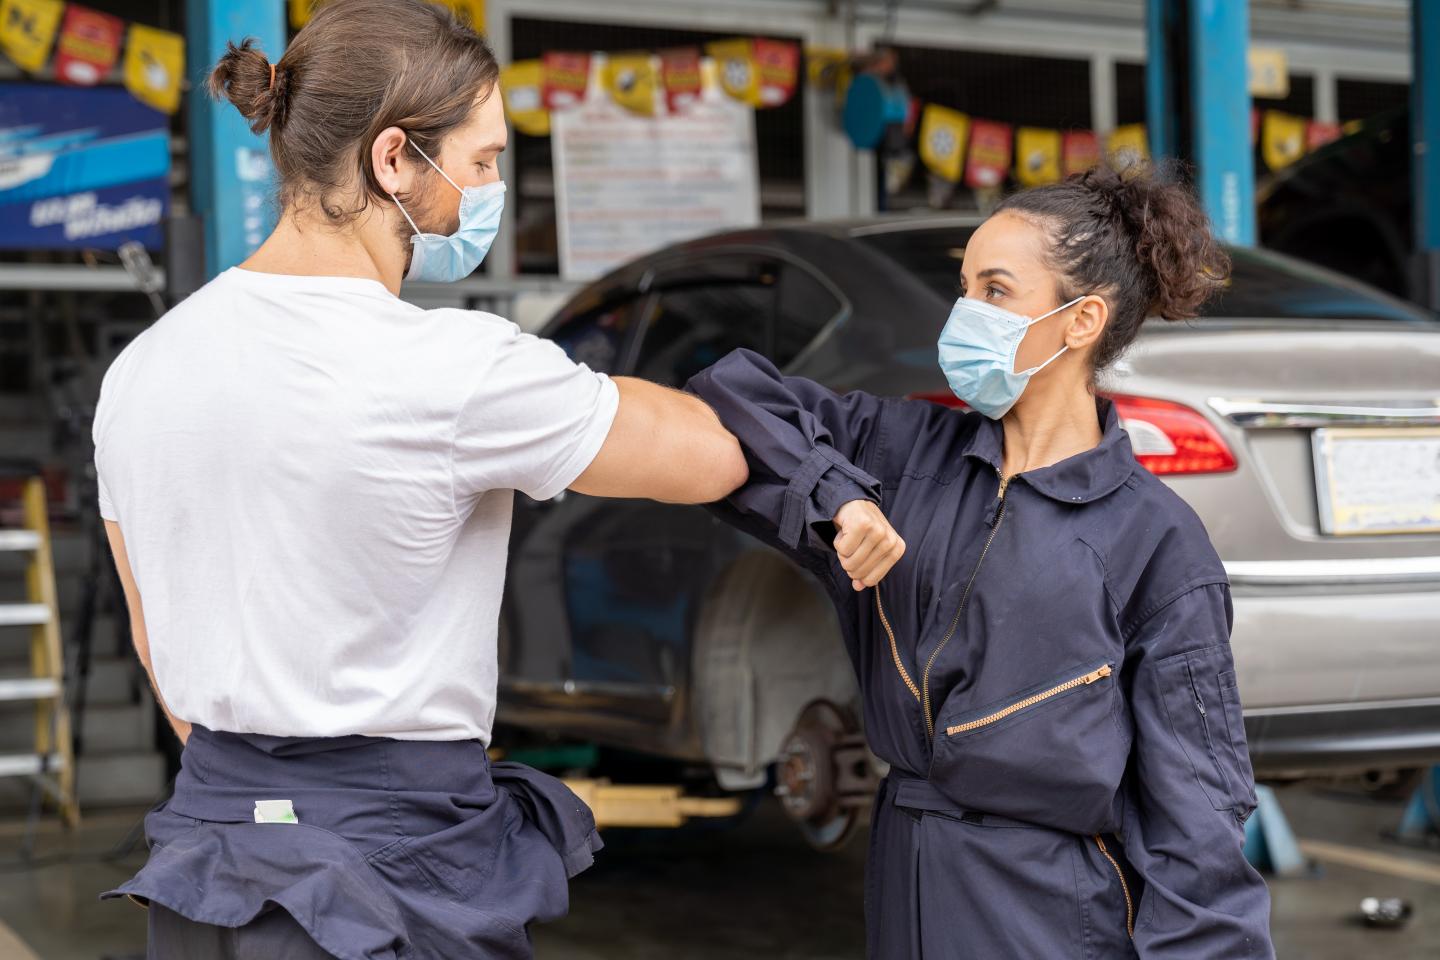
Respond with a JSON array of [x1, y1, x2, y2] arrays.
[[1020, 343, 1070, 377], [407, 138, 464, 195], [389, 193, 423, 238], [1026, 294, 1087, 327], [1014, 295, 1084, 374]]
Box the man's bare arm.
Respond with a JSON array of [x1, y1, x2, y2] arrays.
[[104, 520, 190, 745], [570, 377, 748, 503]]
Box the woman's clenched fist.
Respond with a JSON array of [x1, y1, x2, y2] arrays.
[[833, 500, 906, 592]]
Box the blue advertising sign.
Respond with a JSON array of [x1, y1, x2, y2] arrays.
[[0, 84, 170, 250]]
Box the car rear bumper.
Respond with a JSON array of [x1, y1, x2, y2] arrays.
[[1246, 699, 1440, 777], [1229, 581, 1440, 708]]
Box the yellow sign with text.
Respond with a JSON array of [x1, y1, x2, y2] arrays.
[[0, 0, 63, 74]]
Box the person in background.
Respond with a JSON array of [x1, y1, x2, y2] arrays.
[[688, 164, 1275, 958], [94, 1, 748, 956]]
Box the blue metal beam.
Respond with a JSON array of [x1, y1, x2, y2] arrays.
[[1144, 0, 1255, 246], [186, 0, 285, 278], [1412, 0, 1440, 309], [1144, 0, 1178, 161], [1187, 0, 1255, 245]]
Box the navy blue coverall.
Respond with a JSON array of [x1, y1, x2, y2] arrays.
[[688, 349, 1274, 959]]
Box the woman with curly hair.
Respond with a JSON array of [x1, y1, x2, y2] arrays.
[[688, 165, 1275, 958]]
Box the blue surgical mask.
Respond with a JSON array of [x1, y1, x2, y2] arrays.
[[390, 140, 505, 283], [937, 294, 1085, 419]]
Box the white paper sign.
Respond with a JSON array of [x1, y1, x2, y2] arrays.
[[552, 61, 760, 282]]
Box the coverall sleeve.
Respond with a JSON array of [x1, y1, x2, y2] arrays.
[[1123, 581, 1275, 959], [685, 348, 885, 561]]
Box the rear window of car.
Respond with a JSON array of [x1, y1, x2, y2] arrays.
[[856, 227, 1436, 325]]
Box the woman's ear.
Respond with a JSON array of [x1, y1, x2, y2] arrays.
[[1066, 294, 1109, 350], [371, 126, 410, 197]]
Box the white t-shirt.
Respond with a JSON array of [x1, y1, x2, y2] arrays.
[[93, 268, 619, 742]]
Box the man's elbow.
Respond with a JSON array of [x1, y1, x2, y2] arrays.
[[706, 438, 749, 501], [683, 391, 748, 502]]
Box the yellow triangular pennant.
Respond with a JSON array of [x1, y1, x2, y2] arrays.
[[1107, 124, 1149, 169], [499, 59, 549, 136], [705, 38, 761, 107], [122, 23, 185, 114], [0, 0, 64, 74], [1261, 110, 1306, 171], [918, 105, 969, 183], [1015, 127, 1062, 187], [602, 54, 658, 116]]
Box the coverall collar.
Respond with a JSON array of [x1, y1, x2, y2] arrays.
[[961, 396, 1135, 504]]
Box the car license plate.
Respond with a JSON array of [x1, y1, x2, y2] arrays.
[[1312, 427, 1440, 536]]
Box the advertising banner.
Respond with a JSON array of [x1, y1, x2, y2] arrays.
[[0, 83, 169, 249]]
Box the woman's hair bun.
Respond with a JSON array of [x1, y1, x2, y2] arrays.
[[1078, 163, 1230, 323], [207, 38, 287, 134]]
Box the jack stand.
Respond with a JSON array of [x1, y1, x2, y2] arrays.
[[1243, 785, 1307, 877], [1396, 766, 1440, 845]]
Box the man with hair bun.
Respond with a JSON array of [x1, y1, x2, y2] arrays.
[[94, 1, 747, 956]]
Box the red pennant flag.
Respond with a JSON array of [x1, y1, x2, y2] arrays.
[[1306, 120, 1341, 151], [660, 47, 703, 114], [542, 51, 589, 111], [753, 38, 799, 108], [55, 4, 124, 87], [965, 119, 1013, 189], [1061, 130, 1100, 177]]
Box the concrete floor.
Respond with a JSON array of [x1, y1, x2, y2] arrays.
[[1, 785, 1437, 958]]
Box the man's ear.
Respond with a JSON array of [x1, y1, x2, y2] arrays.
[[1066, 294, 1109, 350], [371, 126, 410, 197]]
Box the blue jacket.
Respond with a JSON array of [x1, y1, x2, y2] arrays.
[[688, 348, 1273, 959]]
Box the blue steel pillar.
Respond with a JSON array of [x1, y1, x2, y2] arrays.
[[186, 0, 286, 278], [1145, 0, 1256, 246], [1413, 0, 1440, 310], [1144, 0, 1179, 162]]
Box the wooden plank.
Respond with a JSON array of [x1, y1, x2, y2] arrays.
[[1299, 839, 1440, 886], [0, 919, 41, 960], [562, 779, 744, 829]]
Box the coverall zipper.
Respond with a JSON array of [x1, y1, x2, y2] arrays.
[[1094, 833, 1136, 938], [943, 665, 1112, 735], [919, 468, 1012, 738], [874, 468, 1013, 736]]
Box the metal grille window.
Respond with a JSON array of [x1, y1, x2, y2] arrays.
[[1253, 74, 1315, 118], [1116, 62, 1146, 127], [509, 17, 806, 275], [1337, 79, 1408, 123]]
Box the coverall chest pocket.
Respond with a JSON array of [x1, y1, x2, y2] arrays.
[[1156, 644, 1258, 820], [928, 660, 1130, 835]]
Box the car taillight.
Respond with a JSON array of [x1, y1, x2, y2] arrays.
[[907, 390, 966, 409], [906, 390, 1236, 476], [1105, 393, 1237, 475]]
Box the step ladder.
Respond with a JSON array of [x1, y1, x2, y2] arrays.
[[0, 472, 78, 829]]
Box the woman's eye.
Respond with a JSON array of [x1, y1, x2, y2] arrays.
[[476, 161, 492, 172], [985, 284, 1005, 300]]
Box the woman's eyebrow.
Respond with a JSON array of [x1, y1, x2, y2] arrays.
[[976, 267, 1017, 281]]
